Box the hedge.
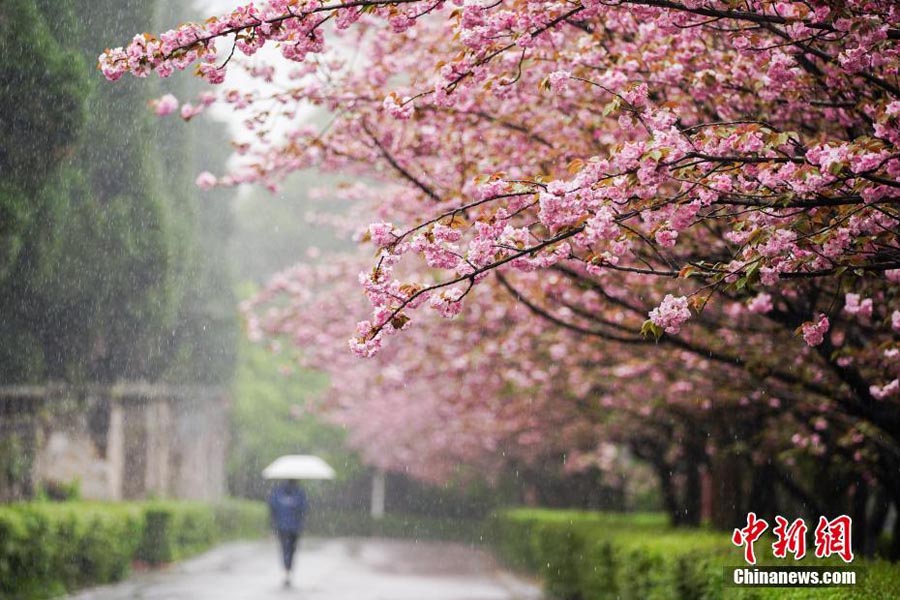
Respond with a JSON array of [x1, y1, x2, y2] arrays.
[[133, 500, 267, 564], [487, 508, 900, 600], [0, 499, 267, 600]]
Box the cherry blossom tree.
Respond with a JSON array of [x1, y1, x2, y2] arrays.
[[244, 250, 890, 540], [102, 0, 900, 552]]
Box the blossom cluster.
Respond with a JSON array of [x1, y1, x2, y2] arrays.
[[100, 0, 441, 84]]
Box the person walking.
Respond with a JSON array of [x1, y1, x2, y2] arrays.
[[268, 480, 308, 587]]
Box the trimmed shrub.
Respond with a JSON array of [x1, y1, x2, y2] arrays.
[[488, 508, 900, 600], [0, 499, 266, 600], [0, 503, 143, 600], [135, 502, 216, 564]]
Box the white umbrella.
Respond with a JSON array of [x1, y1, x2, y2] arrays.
[[262, 455, 336, 480]]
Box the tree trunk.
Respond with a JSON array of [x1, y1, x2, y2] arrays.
[[710, 452, 745, 529], [681, 440, 704, 526], [851, 479, 868, 556], [864, 486, 890, 558], [891, 502, 900, 561], [654, 461, 682, 526], [748, 463, 778, 521]]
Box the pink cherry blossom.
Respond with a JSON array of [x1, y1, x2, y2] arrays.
[[747, 293, 773, 315], [150, 93, 179, 116], [180, 102, 204, 120], [801, 314, 830, 347], [844, 293, 873, 319], [547, 70, 571, 93], [195, 171, 217, 190], [870, 379, 899, 400], [649, 295, 691, 335]]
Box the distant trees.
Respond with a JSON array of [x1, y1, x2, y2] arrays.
[[0, 0, 88, 380], [0, 0, 236, 385]]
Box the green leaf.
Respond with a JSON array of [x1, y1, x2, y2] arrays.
[[640, 319, 663, 341], [602, 99, 620, 117]]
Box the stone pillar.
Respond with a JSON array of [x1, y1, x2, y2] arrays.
[[371, 468, 386, 519], [107, 397, 124, 500], [121, 399, 149, 500], [144, 398, 173, 498]]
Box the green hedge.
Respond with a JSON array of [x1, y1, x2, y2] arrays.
[[0, 499, 266, 600], [0, 503, 144, 599], [488, 509, 900, 600]]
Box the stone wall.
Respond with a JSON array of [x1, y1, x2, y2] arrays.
[[0, 384, 229, 502]]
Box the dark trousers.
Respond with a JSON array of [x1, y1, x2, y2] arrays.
[[277, 530, 300, 571]]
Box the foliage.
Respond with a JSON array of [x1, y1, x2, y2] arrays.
[[35, 479, 81, 503], [488, 508, 900, 600], [0, 499, 266, 600], [135, 502, 216, 564], [0, 0, 86, 194], [0, 0, 86, 285], [135, 500, 267, 564], [0, 502, 144, 600], [0, 0, 237, 386], [0, 437, 31, 503], [227, 338, 363, 500]]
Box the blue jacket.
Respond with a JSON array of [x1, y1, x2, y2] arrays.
[[268, 483, 308, 533]]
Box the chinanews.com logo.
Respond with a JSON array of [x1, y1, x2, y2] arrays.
[[726, 513, 859, 587]]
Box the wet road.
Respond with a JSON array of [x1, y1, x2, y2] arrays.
[[67, 538, 543, 600]]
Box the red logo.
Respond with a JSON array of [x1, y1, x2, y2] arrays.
[[733, 513, 853, 564], [814, 515, 854, 563], [772, 516, 807, 560], [732, 512, 768, 565]]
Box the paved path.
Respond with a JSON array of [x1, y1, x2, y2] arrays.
[[67, 537, 543, 600]]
